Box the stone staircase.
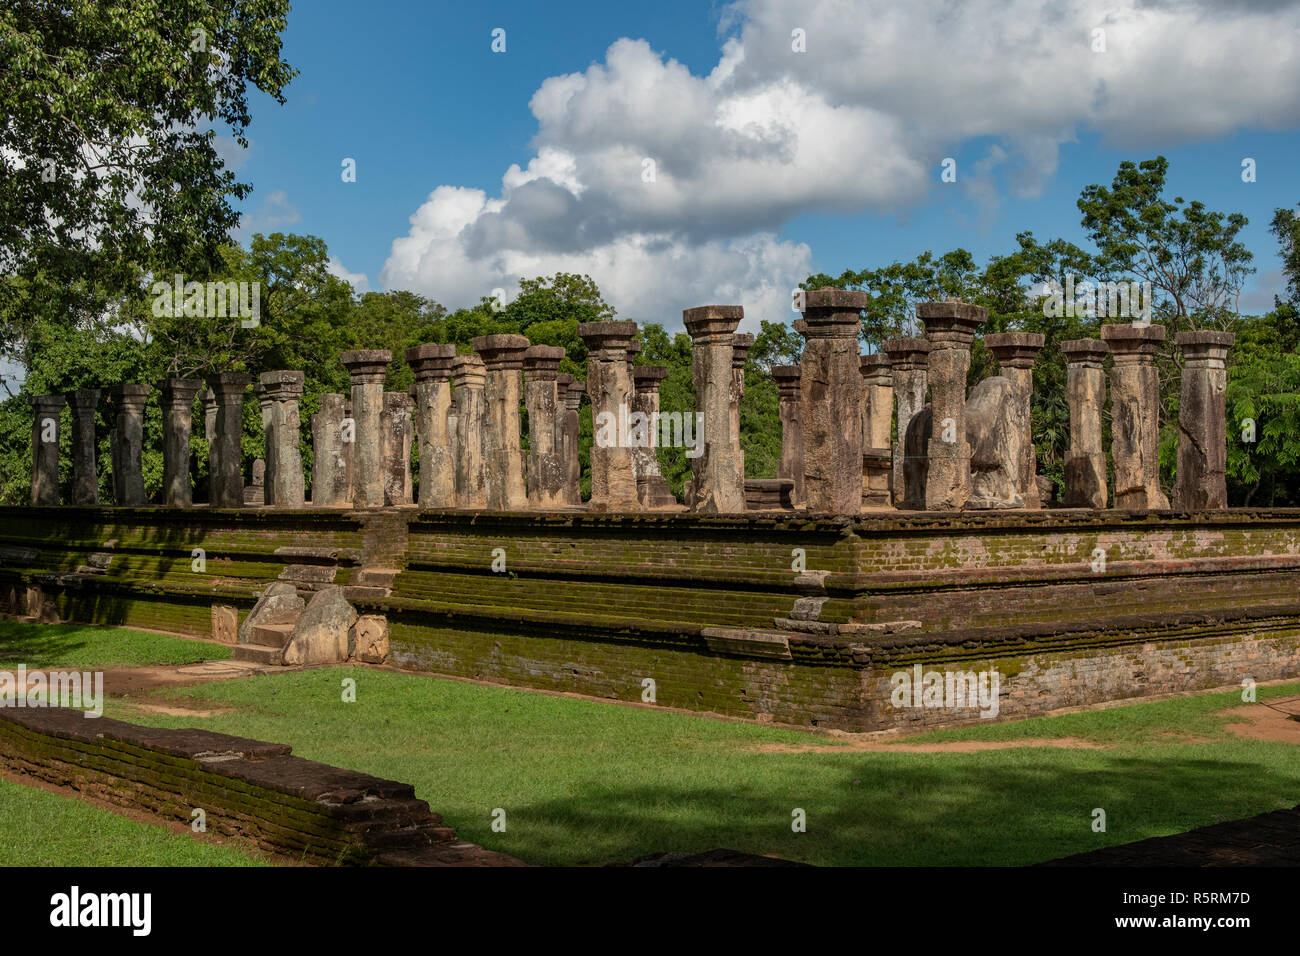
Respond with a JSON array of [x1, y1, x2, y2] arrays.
[[233, 621, 296, 665]]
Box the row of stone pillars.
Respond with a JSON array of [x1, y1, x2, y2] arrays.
[[767, 300, 1234, 513]]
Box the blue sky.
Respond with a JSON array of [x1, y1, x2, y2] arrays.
[[227, 0, 1300, 326]]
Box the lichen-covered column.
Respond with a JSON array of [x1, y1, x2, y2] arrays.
[[311, 393, 350, 507], [109, 384, 149, 506], [66, 389, 101, 505], [452, 354, 488, 509], [1059, 339, 1110, 509], [632, 366, 676, 507], [1101, 324, 1169, 510], [258, 371, 305, 508], [799, 290, 867, 515], [730, 332, 754, 504], [561, 379, 585, 506], [859, 354, 893, 509], [555, 373, 572, 472], [522, 345, 567, 509], [771, 366, 804, 506], [881, 338, 930, 508], [471, 335, 530, 511], [919, 300, 986, 511], [205, 373, 252, 508], [1173, 331, 1234, 511], [201, 388, 217, 503], [158, 379, 201, 507], [339, 350, 391, 509], [576, 321, 640, 512], [381, 392, 414, 506], [984, 332, 1046, 509], [682, 307, 744, 513], [405, 344, 456, 512], [30, 395, 65, 506]]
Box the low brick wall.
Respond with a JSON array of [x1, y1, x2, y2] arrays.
[[2, 506, 1299, 732], [0, 707, 521, 866]]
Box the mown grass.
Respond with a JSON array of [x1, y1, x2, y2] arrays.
[[5, 621, 1298, 867], [0, 622, 229, 668]]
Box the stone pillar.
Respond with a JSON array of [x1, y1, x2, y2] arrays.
[[576, 321, 641, 512], [29, 395, 65, 506], [205, 373, 252, 508], [798, 290, 867, 515], [158, 379, 201, 507], [561, 379, 585, 506], [66, 389, 100, 505], [381, 392, 414, 506], [471, 334, 530, 511], [984, 332, 1046, 509], [859, 354, 893, 509], [556, 373, 572, 471], [1101, 324, 1169, 510], [258, 371, 305, 508], [1173, 331, 1234, 511], [405, 344, 456, 512], [339, 350, 391, 509], [311, 393, 350, 507], [632, 366, 676, 507], [1060, 339, 1110, 509], [881, 338, 930, 508], [919, 300, 986, 511], [201, 388, 217, 503], [522, 345, 567, 509], [730, 332, 754, 503], [771, 366, 804, 506], [452, 354, 488, 509], [682, 307, 745, 514], [109, 385, 150, 506]]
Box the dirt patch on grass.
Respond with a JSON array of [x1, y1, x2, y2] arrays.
[[1219, 698, 1300, 744], [751, 736, 1107, 754], [15, 659, 273, 717]]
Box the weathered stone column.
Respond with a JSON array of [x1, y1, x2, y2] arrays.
[[158, 379, 201, 507], [471, 335, 530, 511], [799, 290, 867, 515], [556, 373, 572, 469], [1101, 324, 1169, 510], [561, 379, 585, 506], [311, 393, 350, 507], [258, 371, 305, 508], [632, 366, 676, 507], [682, 307, 744, 514], [771, 366, 804, 506], [405, 344, 456, 512], [919, 300, 986, 511], [730, 332, 754, 503], [576, 321, 641, 512], [522, 345, 567, 509], [381, 392, 414, 506], [860, 354, 893, 509], [1059, 339, 1110, 509], [339, 350, 391, 509], [30, 395, 65, 506], [881, 337, 930, 508], [201, 388, 218, 503], [452, 354, 488, 509], [66, 389, 100, 505], [205, 373, 252, 508], [109, 384, 150, 506], [984, 332, 1046, 509], [1173, 331, 1234, 511]]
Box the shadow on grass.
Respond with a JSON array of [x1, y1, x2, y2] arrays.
[[464, 752, 1300, 867], [0, 622, 92, 664]]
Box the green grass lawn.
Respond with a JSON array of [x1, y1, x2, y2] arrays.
[[0, 621, 229, 668], [0, 775, 263, 866], [4, 621, 1299, 867]]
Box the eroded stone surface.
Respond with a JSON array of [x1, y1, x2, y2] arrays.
[[283, 585, 356, 666]]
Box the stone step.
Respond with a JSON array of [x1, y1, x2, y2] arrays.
[[354, 568, 401, 587], [233, 643, 284, 666], [250, 622, 295, 648], [343, 585, 392, 602]]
